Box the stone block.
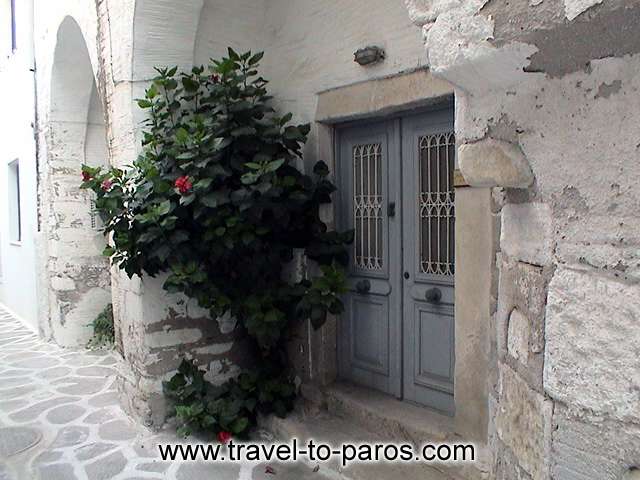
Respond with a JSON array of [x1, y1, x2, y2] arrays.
[[507, 308, 529, 364], [495, 364, 552, 480], [458, 138, 534, 188], [551, 405, 640, 479], [545, 267, 640, 423], [500, 203, 554, 267], [494, 439, 534, 480], [496, 257, 548, 390]]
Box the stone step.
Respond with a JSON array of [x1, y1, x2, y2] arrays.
[[321, 382, 490, 479], [261, 410, 458, 480], [324, 382, 458, 444]]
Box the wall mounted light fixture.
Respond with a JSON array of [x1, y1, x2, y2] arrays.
[[354, 46, 385, 66]]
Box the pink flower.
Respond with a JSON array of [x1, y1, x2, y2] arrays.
[[211, 74, 220, 83], [217, 431, 232, 444], [175, 176, 192, 195], [101, 179, 113, 191], [82, 171, 92, 182]]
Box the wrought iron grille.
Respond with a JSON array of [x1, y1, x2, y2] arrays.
[[419, 132, 455, 276], [89, 198, 100, 230], [353, 143, 383, 270]]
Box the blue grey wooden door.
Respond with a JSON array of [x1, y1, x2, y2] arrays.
[[337, 108, 455, 414], [337, 119, 403, 398], [401, 110, 455, 415]]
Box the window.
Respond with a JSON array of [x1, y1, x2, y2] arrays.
[[10, 0, 15, 52], [352, 143, 383, 271], [1, 0, 14, 56], [8, 159, 21, 243]]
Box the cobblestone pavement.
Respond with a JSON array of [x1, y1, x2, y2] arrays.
[[0, 307, 331, 480]]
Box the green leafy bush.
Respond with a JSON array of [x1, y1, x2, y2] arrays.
[[87, 303, 115, 349], [81, 48, 352, 438]]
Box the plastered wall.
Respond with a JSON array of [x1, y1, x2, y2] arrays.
[[0, 0, 39, 330]]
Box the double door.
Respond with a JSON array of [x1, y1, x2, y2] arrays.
[[337, 108, 456, 414]]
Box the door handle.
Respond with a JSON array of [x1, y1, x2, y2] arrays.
[[388, 202, 396, 218], [425, 287, 442, 304], [356, 279, 371, 294]]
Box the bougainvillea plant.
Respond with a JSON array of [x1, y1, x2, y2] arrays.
[[80, 49, 352, 438]]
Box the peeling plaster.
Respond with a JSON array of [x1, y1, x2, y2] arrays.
[[564, 0, 604, 21], [595, 79, 622, 99], [424, 1, 542, 93]]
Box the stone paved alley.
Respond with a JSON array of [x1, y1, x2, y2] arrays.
[[0, 306, 329, 480]]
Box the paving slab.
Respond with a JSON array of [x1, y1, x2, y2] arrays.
[[0, 306, 338, 480]]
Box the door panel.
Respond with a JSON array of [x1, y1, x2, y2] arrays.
[[351, 296, 389, 374], [402, 109, 455, 415], [337, 120, 402, 398]]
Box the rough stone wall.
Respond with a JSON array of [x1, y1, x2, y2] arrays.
[[406, 0, 640, 477]]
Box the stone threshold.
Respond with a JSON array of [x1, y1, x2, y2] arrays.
[[260, 381, 490, 480]]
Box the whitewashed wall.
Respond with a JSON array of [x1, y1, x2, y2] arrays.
[[0, 0, 39, 330], [193, 0, 427, 145]]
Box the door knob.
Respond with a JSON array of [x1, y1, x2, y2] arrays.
[[425, 287, 442, 303], [388, 202, 396, 218], [356, 279, 371, 294]]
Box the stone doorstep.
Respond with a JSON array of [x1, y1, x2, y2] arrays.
[[324, 382, 489, 480], [260, 410, 455, 480], [260, 381, 489, 480]]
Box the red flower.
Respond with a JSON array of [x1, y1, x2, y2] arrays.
[[101, 179, 113, 191], [211, 74, 220, 83], [217, 431, 232, 444], [175, 176, 192, 195], [82, 171, 92, 182]]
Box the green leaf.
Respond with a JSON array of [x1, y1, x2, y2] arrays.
[[313, 160, 330, 177], [137, 99, 153, 109], [182, 76, 200, 92], [227, 47, 240, 61], [147, 84, 158, 99], [175, 128, 189, 144], [231, 126, 257, 137], [248, 52, 264, 65], [230, 417, 249, 434], [180, 194, 196, 206], [194, 178, 213, 190], [157, 200, 171, 216], [265, 159, 285, 173], [176, 152, 197, 161], [240, 172, 260, 185], [280, 112, 292, 125]]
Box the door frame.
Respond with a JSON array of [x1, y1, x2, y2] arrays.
[[307, 69, 495, 443]]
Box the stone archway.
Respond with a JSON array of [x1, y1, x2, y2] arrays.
[[43, 16, 111, 347]]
